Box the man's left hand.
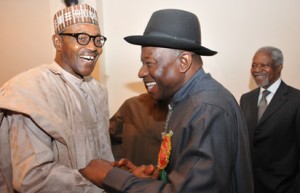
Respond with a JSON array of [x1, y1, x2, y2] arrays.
[[79, 159, 113, 188]]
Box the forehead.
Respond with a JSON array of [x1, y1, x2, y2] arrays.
[[142, 47, 176, 57], [253, 51, 273, 63], [63, 23, 101, 34]]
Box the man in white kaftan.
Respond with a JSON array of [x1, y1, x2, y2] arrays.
[[0, 3, 113, 193]]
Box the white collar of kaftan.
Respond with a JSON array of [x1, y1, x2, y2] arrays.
[[51, 62, 89, 97]]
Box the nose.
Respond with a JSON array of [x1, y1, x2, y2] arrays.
[[251, 64, 262, 72], [138, 65, 149, 78], [86, 38, 98, 51]]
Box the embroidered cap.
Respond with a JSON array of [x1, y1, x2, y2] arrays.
[[53, 4, 99, 34]]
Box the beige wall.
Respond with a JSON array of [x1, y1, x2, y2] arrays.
[[1, 0, 299, 116], [0, 1, 54, 86]]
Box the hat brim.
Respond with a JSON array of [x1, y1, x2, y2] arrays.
[[124, 35, 217, 56]]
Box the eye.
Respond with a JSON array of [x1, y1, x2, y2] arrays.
[[78, 34, 89, 41], [95, 38, 101, 44], [142, 61, 154, 67]]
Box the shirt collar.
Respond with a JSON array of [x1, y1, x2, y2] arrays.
[[51, 62, 85, 86]]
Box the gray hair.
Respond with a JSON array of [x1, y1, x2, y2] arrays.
[[257, 46, 284, 66]]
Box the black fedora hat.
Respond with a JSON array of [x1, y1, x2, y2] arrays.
[[124, 9, 217, 56]]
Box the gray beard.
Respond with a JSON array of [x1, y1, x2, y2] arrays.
[[257, 77, 269, 88]]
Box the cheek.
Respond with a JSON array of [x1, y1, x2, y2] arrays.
[[154, 67, 164, 77], [266, 69, 274, 77], [63, 46, 78, 58], [164, 69, 177, 80], [155, 65, 178, 84], [154, 64, 171, 78]]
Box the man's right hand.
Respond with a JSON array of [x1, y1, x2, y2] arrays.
[[114, 158, 160, 179]]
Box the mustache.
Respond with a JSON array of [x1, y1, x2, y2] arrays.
[[253, 72, 267, 76]]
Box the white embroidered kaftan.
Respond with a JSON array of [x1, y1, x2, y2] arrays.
[[0, 63, 114, 193]]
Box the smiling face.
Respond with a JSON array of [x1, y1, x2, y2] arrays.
[[53, 23, 103, 78], [138, 47, 187, 101], [251, 50, 282, 88]]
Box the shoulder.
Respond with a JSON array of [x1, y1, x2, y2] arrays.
[[1, 64, 58, 94], [240, 88, 259, 102], [284, 82, 300, 94], [0, 64, 65, 113], [120, 93, 151, 109], [277, 81, 300, 98], [189, 84, 238, 118], [242, 87, 259, 97]]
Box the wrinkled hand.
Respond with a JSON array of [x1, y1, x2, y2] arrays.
[[114, 158, 160, 179], [79, 159, 113, 188]]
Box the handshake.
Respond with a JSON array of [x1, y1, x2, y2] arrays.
[[79, 158, 160, 188]]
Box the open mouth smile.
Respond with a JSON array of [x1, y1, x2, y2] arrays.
[[80, 55, 95, 61]]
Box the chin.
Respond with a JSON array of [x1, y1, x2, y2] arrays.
[[81, 69, 94, 76], [256, 80, 269, 88], [149, 93, 160, 101]]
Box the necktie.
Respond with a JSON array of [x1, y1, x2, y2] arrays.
[[258, 90, 271, 121]]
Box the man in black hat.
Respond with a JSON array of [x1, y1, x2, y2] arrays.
[[80, 9, 254, 193]]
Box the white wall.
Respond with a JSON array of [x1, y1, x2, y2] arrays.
[[0, 0, 299, 116], [102, 0, 300, 115]]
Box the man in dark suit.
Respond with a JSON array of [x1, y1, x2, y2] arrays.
[[240, 46, 300, 193]]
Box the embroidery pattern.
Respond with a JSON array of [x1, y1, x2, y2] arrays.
[[158, 132, 172, 170], [157, 104, 173, 182]]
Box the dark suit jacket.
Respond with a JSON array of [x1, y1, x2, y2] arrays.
[[240, 81, 300, 193]]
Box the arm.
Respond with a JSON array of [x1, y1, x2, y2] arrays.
[[80, 105, 252, 193], [0, 112, 14, 193], [109, 107, 125, 161], [10, 113, 91, 193]]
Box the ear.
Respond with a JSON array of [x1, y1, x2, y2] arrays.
[[52, 34, 63, 51], [178, 52, 193, 73], [277, 64, 283, 72], [275, 63, 283, 74]]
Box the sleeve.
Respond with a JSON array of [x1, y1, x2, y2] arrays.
[[9, 113, 92, 193], [109, 107, 125, 145], [0, 112, 14, 193], [109, 102, 128, 161]]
